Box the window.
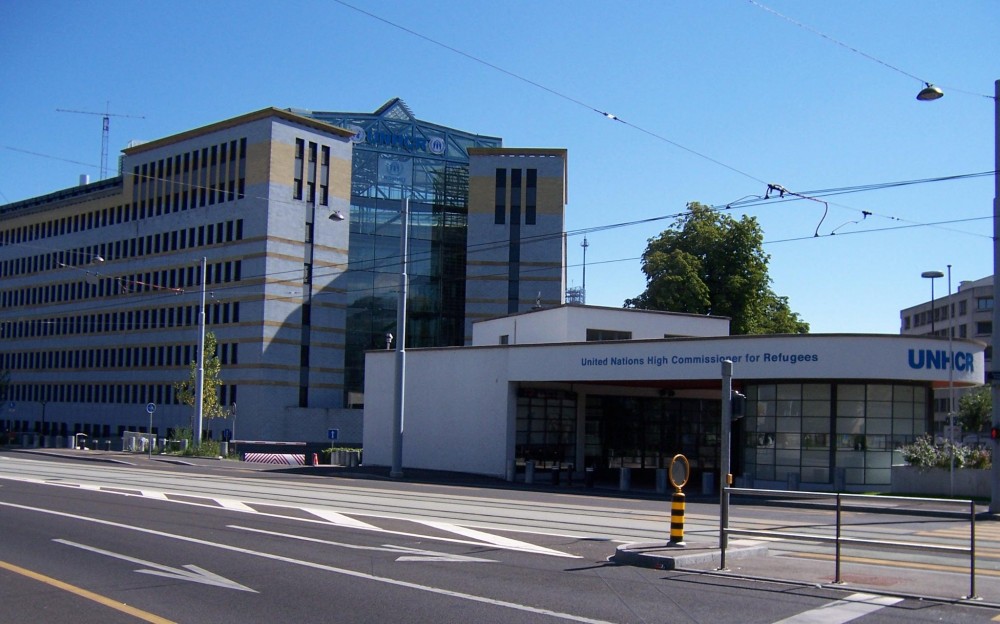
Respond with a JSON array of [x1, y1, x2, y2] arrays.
[[499, 335, 509, 345], [494, 168, 506, 224], [525, 168, 537, 225], [977, 297, 993, 311], [586, 328, 632, 341], [293, 138, 305, 200], [977, 321, 992, 335]]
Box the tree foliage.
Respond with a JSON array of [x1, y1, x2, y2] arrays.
[[174, 332, 228, 420], [624, 202, 808, 335], [958, 386, 991, 433]]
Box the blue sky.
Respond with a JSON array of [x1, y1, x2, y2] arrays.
[[1, 1, 997, 334]]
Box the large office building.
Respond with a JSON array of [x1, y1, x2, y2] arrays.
[[0, 101, 569, 446], [295, 100, 567, 403]]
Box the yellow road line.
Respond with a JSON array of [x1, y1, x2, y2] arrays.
[[0, 559, 176, 624], [785, 552, 998, 577]]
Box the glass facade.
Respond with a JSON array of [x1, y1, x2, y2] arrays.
[[515, 390, 721, 483], [302, 100, 501, 402], [743, 382, 929, 487]]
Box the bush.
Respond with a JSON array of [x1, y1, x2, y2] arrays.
[[900, 435, 991, 469]]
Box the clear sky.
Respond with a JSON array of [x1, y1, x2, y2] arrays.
[[1, 1, 997, 334]]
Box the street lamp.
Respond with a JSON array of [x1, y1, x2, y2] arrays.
[[390, 198, 409, 479], [921, 270, 944, 335], [920, 80, 999, 510]]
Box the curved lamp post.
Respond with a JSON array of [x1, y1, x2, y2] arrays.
[[919, 80, 999, 510], [921, 270, 944, 335]]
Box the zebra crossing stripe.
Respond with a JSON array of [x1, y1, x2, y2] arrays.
[[215, 498, 257, 512], [303, 508, 384, 531], [771, 592, 902, 624], [414, 520, 579, 558]]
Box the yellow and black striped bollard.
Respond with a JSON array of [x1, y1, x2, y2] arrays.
[[667, 454, 690, 546]]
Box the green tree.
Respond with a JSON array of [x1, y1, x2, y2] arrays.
[[625, 202, 808, 334], [958, 386, 991, 433], [174, 332, 227, 421]]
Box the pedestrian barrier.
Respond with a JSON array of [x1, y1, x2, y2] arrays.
[[721, 487, 978, 599]]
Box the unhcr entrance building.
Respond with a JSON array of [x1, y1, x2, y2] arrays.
[[362, 305, 985, 491]]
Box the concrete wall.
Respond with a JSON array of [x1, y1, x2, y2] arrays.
[[472, 305, 730, 346], [891, 465, 989, 499], [363, 348, 511, 477]]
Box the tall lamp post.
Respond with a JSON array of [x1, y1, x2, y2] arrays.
[[919, 80, 999, 511], [921, 270, 944, 335], [390, 198, 409, 479]]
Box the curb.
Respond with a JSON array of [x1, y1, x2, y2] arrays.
[[610, 541, 768, 570]]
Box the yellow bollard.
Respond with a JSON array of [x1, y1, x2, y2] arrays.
[[669, 490, 686, 545], [667, 454, 690, 547]]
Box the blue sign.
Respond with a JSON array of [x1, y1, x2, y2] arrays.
[[328, 428, 339, 441], [222, 429, 232, 441], [146, 402, 156, 414]]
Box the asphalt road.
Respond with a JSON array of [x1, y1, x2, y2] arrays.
[[0, 451, 997, 623]]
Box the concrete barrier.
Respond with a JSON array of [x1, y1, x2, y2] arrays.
[[243, 453, 305, 465]]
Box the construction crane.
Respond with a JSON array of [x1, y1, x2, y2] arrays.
[[57, 104, 145, 180]]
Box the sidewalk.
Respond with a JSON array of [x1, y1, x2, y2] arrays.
[[611, 532, 999, 606]]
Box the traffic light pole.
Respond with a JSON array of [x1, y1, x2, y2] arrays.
[[720, 359, 733, 561]]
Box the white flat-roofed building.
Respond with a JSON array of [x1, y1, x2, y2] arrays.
[[364, 306, 985, 492]]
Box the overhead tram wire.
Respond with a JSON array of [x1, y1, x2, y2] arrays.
[[747, 0, 994, 101], [330, 0, 769, 187]]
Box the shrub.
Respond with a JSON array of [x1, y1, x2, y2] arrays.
[[900, 435, 991, 469]]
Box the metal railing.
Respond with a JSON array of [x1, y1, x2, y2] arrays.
[[721, 487, 978, 599]]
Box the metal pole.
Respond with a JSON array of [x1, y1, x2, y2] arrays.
[[194, 257, 206, 449], [970, 499, 977, 599], [390, 199, 409, 478], [991, 79, 1000, 513], [719, 359, 732, 566], [948, 265, 955, 497], [835, 494, 843, 584]]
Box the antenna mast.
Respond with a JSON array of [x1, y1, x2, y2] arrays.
[[580, 236, 589, 304], [57, 103, 145, 179]]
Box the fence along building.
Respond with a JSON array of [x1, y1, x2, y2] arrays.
[[0, 108, 354, 444]]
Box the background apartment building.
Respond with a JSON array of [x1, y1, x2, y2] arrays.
[[900, 274, 993, 433]]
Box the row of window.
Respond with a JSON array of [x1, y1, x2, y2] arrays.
[[1, 139, 247, 249], [905, 296, 993, 330], [1, 339, 238, 372], [1, 301, 239, 341], [494, 168, 537, 225], [2, 259, 242, 309], [293, 138, 332, 205], [2, 219, 244, 279], [4, 382, 236, 410], [132, 138, 248, 215]]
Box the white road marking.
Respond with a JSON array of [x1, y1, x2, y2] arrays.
[[3, 502, 613, 624], [229, 525, 496, 563], [54, 539, 256, 592], [415, 519, 577, 558], [0, 474, 578, 558], [771, 592, 903, 624], [214, 498, 257, 512], [300, 507, 383, 531]]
